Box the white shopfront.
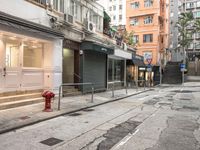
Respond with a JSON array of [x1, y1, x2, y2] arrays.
[[0, 30, 63, 94]]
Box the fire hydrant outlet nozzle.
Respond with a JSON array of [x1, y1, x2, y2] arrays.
[[42, 91, 55, 112]]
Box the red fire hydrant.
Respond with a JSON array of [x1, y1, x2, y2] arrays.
[[42, 91, 55, 112]]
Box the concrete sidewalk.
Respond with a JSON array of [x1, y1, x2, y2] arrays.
[[0, 88, 150, 134]]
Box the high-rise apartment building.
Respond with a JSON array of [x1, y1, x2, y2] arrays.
[[178, 0, 200, 62], [169, 0, 180, 62], [126, 0, 170, 66], [98, 0, 126, 27]]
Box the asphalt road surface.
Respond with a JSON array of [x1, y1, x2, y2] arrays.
[[1, 82, 200, 150]]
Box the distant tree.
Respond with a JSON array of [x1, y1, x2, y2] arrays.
[[176, 12, 194, 52], [122, 31, 135, 46]]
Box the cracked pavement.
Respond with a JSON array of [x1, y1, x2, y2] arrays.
[[1, 82, 200, 150]]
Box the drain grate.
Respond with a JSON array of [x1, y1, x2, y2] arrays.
[[68, 113, 82, 116], [180, 98, 191, 101], [171, 90, 195, 93], [40, 137, 63, 146], [19, 116, 30, 120], [182, 106, 199, 110], [82, 108, 95, 112]]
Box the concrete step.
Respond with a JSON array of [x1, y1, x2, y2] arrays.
[[0, 93, 42, 104], [63, 91, 82, 97], [0, 89, 43, 97], [0, 97, 44, 110]]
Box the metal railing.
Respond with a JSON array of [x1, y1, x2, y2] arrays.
[[108, 81, 128, 98], [58, 82, 94, 110]]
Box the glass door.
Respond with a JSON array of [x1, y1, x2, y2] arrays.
[[3, 41, 21, 90]]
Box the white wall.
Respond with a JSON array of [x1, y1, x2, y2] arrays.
[[102, 0, 126, 26], [0, 0, 51, 27]]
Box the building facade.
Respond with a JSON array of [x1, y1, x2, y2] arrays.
[[0, 0, 64, 94], [178, 0, 200, 61], [126, 0, 170, 66], [169, 0, 180, 62], [98, 0, 126, 27], [0, 0, 134, 97]]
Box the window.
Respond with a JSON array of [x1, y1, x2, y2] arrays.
[[143, 34, 153, 43], [69, 0, 82, 22], [130, 2, 139, 9], [89, 10, 102, 31], [133, 35, 139, 43], [119, 15, 122, 20], [113, 5, 116, 10], [194, 11, 200, 18], [6, 42, 20, 67], [113, 15, 116, 20], [23, 42, 43, 68], [130, 18, 139, 26], [119, 5, 122, 10], [144, 16, 153, 24], [144, 0, 153, 7], [53, 0, 64, 13], [197, 1, 200, 7], [186, 2, 195, 9], [109, 6, 112, 11]]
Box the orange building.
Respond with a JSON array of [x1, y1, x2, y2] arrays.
[[126, 0, 169, 66]]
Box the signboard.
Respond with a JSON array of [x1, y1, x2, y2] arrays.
[[147, 64, 152, 72], [144, 52, 153, 64], [180, 64, 186, 72], [139, 67, 146, 71]]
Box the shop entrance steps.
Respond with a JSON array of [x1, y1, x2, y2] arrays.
[[62, 87, 82, 97], [0, 92, 43, 110]]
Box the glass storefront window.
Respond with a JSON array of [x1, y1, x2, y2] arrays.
[[6, 41, 20, 67], [23, 42, 43, 68], [108, 59, 124, 82]]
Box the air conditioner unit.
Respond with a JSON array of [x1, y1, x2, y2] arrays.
[[63, 14, 74, 25], [86, 21, 96, 33]]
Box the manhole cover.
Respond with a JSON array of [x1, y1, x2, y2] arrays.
[[19, 116, 30, 120], [40, 137, 63, 146], [82, 108, 94, 112], [68, 113, 82, 116]]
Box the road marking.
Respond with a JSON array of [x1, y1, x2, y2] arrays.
[[111, 129, 139, 150]]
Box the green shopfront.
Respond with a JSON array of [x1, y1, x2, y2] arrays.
[[80, 41, 114, 92]]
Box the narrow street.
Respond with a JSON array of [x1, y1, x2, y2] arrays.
[[0, 83, 200, 150]]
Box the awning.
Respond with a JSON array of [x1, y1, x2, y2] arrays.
[[0, 11, 64, 38], [127, 54, 145, 66], [81, 41, 114, 55]]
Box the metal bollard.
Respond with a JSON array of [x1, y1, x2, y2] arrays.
[[91, 86, 94, 103], [112, 83, 114, 98], [58, 86, 61, 110], [125, 84, 128, 94], [136, 80, 138, 92]]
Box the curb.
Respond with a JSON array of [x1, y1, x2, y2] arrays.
[[0, 89, 152, 135]]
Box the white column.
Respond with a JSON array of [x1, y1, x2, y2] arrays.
[[43, 39, 63, 95]]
